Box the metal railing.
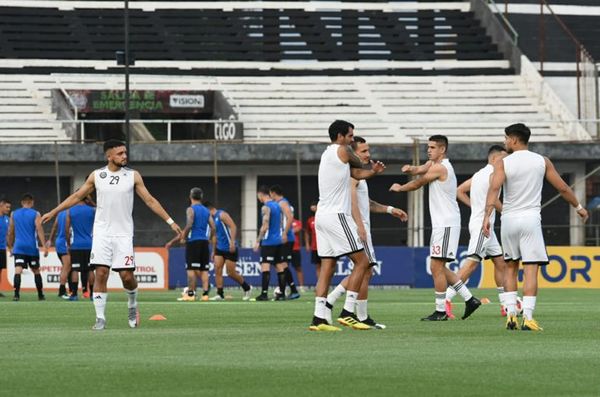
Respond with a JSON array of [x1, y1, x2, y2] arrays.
[[488, 0, 519, 45]]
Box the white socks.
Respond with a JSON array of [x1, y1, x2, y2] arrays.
[[445, 286, 457, 302], [497, 287, 505, 306], [356, 300, 368, 321], [522, 296, 536, 320], [504, 291, 518, 316], [93, 292, 107, 320], [451, 280, 473, 301], [314, 297, 327, 319], [326, 284, 346, 307], [435, 291, 446, 312], [125, 288, 138, 309], [343, 290, 358, 313]]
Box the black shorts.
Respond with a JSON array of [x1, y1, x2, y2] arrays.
[[215, 248, 238, 262], [57, 252, 68, 263], [14, 254, 40, 269], [311, 250, 321, 265], [281, 242, 293, 262], [260, 244, 283, 266], [291, 250, 301, 269], [186, 240, 209, 271], [0, 250, 6, 269], [71, 249, 91, 272]]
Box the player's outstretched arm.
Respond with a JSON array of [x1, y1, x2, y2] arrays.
[[338, 145, 386, 180], [483, 160, 505, 237], [390, 163, 444, 193], [42, 172, 96, 224], [133, 171, 182, 235], [402, 161, 432, 176], [544, 157, 589, 222], [369, 199, 408, 221], [457, 178, 472, 207]]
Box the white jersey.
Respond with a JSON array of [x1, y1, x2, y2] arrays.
[[429, 158, 461, 227], [469, 163, 496, 229], [356, 179, 370, 227], [93, 166, 135, 237], [317, 144, 351, 215], [502, 150, 545, 219]]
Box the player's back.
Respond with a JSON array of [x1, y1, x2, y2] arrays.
[[502, 150, 545, 219], [70, 204, 95, 250], [189, 204, 210, 241], [469, 164, 496, 228], [262, 200, 282, 246], [13, 208, 38, 255], [429, 159, 461, 227], [317, 144, 351, 215], [93, 166, 135, 237]]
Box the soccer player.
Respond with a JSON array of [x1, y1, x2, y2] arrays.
[[310, 120, 385, 332], [66, 195, 96, 300], [483, 123, 588, 331], [0, 199, 12, 298], [290, 217, 305, 292], [269, 185, 300, 299], [166, 187, 214, 302], [7, 193, 49, 301], [48, 210, 71, 299], [304, 201, 320, 278], [204, 202, 252, 301], [41, 140, 182, 330], [326, 136, 408, 329], [446, 145, 508, 319], [390, 135, 481, 321]]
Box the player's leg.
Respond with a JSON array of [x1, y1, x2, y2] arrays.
[[326, 275, 348, 310], [198, 270, 210, 301], [211, 254, 225, 300], [29, 257, 45, 300], [256, 257, 271, 300], [491, 256, 507, 315], [310, 256, 339, 330], [424, 256, 449, 321], [274, 261, 288, 301], [58, 254, 70, 298], [199, 241, 211, 300], [223, 255, 252, 300], [337, 250, 370, 329], [87, 264, 95, 298], [118, 269, 139, 328], [292, 250, 305, 292], [92, 265, 110, 329], [12, 259, 25, 300], [282, 243, 299, 297], [503, 259, 520, 329], [70, 259, 80, 301], [311, 250, 321, 280], [519, 217, 547, 331]]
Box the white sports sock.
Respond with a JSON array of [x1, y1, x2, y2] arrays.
[[314, 297, 327, 319], [93, 292, 107, 320], [435, 291, 446, 312], [356, 300, 368, 321], [445, 286, 457, 302], [497, 287, 505, 305], [522, 296, 536, 321], [343, 290, 358, 313], [504, 291, 518, 316], [326, 284, 346, 307], [452, 280, 473, 301], [125, 288, 138, 309]]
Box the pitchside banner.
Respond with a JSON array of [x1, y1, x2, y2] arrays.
[[0, 248, 168, 291]]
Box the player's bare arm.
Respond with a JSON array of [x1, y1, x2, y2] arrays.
[[389, 163, 444, 193], [64, 210, 71, 250], [544, 157, 589, 222], [41, 172, 96, 224], [133, 171, 182, 235], [483, 159, 505, 237], [221, 212, 238, 253], [254, 206, 270, 251], [350, 179, 367, 242], [369, 199, 408, 221], [457, 178, 472, 207], [488, 173, 503, 213], [47, 217, 58, 248], [339, 144, 365, 168], [350, 160, 386, 180], [35, 212, 48, 257], [402, 160, 433, 176], [177, 207, 195, 244], [7, 213, 14, 252], [208, 215, 216, 242], [279, 199, 293, 243]]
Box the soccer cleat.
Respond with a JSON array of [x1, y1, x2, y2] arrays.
[[506, 314, 519, 330], [92, 318, 106, 331], [362, 316, 386, 329], [254, 293, 269, 301], [178, 294, 196, 302], [68, 295, 79, 301], [13, 295, 20, 302], [60, 294, 70, 300], [521, 318, 543, 331], [288, 292, 301, 300], [273, 293, 286, 301], [500, 305, 507, 317], [242, 286, 252, 301], [309, 323, 342, 332], [461, 296, 481, 320], [128, 307, 140, 328], [201, 295, 209, 302], [421, 311, 448, 321], [445, 299, 456, 319], [209, 295, 224, 301], [337, 311, 371, 330], [38, 294, 46, 301]]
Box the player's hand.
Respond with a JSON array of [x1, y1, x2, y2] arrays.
[[43, 248, 49, 258], [253, 242, 260, 252], [482, 217, 491, 238], [401, 164, 412, 174], [170, 222, 182, 235], [389, 183, 403, 193], [179, 238, 186, 245], [357, 227, 367, 243], [44, 240, 52, 249], [281, 235, 288, 244], [41, 211, 55, 224], [576, 207, 589, 222], [371, 160, 386, 174], [229, 245, 235, 253], [391, 208, 408, 222], [165, 241, 172, 249]]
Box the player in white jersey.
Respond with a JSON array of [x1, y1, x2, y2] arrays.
[[310, 120, 385, 332], [42, 140, 182, 330], [325, 136, 407, 329], [483, 124, 588, 331], [445, 145, 508, 319], [390, 135, 481, 321]]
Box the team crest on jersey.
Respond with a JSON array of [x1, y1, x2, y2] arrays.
[[99, 172, 107, 179]]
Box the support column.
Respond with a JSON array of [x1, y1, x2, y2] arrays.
[[71, 168, 89, 195], [570, 165, 586, 246], [241, 173, 258, 248], [407, 188, 424, 247]]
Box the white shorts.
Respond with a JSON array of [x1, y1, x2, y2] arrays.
[[467, 226, 503, 261], [501, 215, 548, 264], [316, 212, 364, 258], [90, 235, 135, 271], [363, 229, 377, 265], [430, 226, 460, 261]]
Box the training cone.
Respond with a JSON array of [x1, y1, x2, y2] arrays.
[[149, 314, 167, 321]]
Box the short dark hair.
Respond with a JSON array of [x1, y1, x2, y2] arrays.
[[21, 193, 34, 202], [351, 135, 366, 150], [103, 139, 126, 153], [0, 197, 10, 204], [328, 120, 354, 142], [190, 187, 203, 201], [203, 200, 214, 209], [258, 185, 270, 195], [488, 144, 506, 156], [505, 123, 531, 144], [269, 184, 284, 196], [429, 135, 449, 152]]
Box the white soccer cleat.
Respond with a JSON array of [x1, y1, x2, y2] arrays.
[[92, 318, 106, 331], [128, 307, 139, 328], [209, 295, 224, 301], [242, 285, 253, 301]]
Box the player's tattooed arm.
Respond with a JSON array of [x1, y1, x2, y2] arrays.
[[256, 206, 270, 242], [457, 178, 472, 207], [483, 159, 505, 236], [544, 157, 589, 222], [342, 144, 365, 169], [41, 172, 96, 224]]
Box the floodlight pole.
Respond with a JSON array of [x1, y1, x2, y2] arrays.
[[124, 0, 131, 159]]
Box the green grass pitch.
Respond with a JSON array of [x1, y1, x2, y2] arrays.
[[1, 289, 598, 397]]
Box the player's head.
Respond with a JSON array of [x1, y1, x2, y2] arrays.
[[103, 139, 127, 167], [328, 120, 355, 144], [0, 198, 11, 215], [428, 135, 448, 161], [269, 184, 284, 200], [504, 123, 530, 153], [203, 200, 216, 215], [257, 185, 271, 203], [310, 200, 318, 213], [189, 187, 203, 203], [351, 135, 370, 164], [20, 193, 34, 207], [487, 144, 507, 163]]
